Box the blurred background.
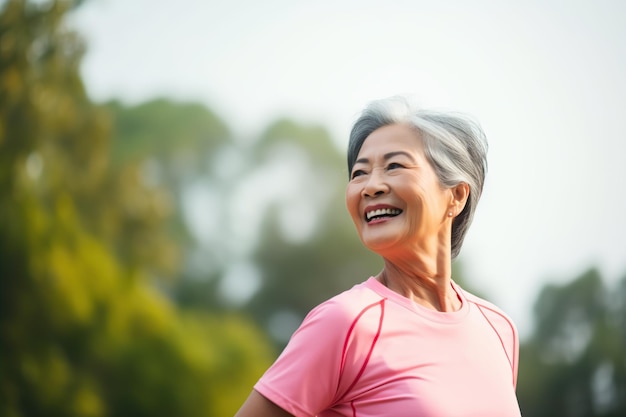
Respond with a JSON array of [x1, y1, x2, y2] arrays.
[[1, 0, 625, 416]]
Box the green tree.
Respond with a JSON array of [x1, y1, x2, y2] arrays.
[[517, 268, 626, 417], [105, 98, 233, 273], [0, 1, 274, 416]]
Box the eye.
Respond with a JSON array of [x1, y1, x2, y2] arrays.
[[351, 169, 366, 179], [387, 162, 405, 170]]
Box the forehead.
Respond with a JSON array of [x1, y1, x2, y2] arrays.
[[357, 123, 424, 157]]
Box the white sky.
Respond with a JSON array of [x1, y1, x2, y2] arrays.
[[70, 0, 626, 338]]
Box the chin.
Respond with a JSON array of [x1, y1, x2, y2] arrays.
[[361, 236, 401, 255]]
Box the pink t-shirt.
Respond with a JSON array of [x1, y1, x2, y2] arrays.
[[255, 277, 521, 417]]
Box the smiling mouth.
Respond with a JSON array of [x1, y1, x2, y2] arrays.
[[365, 208, 403, 222]]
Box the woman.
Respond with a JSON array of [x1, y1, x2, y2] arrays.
[[235, 96, 521, 417]]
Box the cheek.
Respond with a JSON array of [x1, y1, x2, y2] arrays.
[[345, 185, 361, 222]]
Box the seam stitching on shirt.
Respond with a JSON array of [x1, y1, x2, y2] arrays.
[[474, 302, 518, 387], [336, 298, 386, 406]]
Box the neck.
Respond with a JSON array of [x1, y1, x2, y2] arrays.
[[378, 249, 460, 312]]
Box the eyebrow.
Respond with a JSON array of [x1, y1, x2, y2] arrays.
[[354, 151, 416, 165]]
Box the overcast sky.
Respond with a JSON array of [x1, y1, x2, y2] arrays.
[[70, 0, 626, 338]]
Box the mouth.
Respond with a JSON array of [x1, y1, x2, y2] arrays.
[[365, 207, 403, 223]]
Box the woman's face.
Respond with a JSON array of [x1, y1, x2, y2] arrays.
[[345, 123, 453, 255]]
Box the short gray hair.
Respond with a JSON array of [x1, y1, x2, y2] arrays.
[[347, 96, 488, 259]]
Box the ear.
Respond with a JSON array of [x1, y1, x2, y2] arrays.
[[449, 182, 470, 216]]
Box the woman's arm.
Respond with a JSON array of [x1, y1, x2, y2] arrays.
[[234, 390, 295, 417]]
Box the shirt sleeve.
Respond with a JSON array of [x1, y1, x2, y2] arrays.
[[254, 300, 352, 417], [464, 290, 520, 388]]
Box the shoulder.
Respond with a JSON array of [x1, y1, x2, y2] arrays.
[[298, 280, 387, 337], [287, 280, 388, 376], [254, 280, 387, 414], [461, 289, 518, 340], [460, 287, 520, 385]]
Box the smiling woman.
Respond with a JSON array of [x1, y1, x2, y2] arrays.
[[346, 124, 461, 260], [347, 98, 489, 260], [234, 96, 521, 417]]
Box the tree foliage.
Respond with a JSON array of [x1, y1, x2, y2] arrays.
[[0, 1, 273, 416], [517, 269, 626, 417]]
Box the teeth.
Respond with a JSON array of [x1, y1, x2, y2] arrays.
[[366, 208, 401, 220]]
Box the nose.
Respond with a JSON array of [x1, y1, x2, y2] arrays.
[[362, 168, 389, 197]]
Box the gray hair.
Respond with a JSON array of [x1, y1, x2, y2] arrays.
[[347, 96, 488, 259]]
